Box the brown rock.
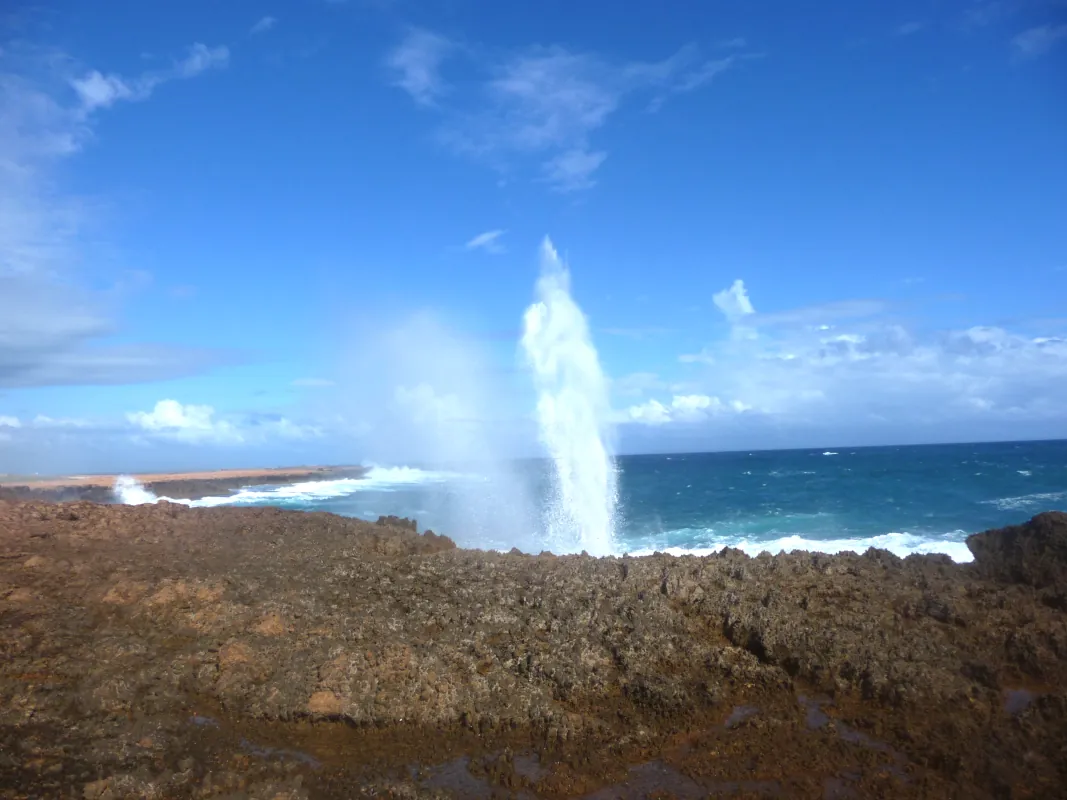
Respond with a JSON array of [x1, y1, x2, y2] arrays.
[[2, 499, 1066, 798], [967, 511, 1067, 589], [254, 612, 286, 636], [101, 580, 147, 605], [5, 587, 34, 603], [307, 690, 343, 715], [82, 778, 112, 799], [219, 642, 253, 669]]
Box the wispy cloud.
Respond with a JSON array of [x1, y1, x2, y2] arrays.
[[386, 28, 454, 106], [0, 40, 230, 387], [465, 229, 506, 254], [749, 298, 886, 328], [647, 54, 744, 112], [71, 43, 229, 112], [0, 265, 227, 390], [1012, 24, 1067, 58], [387, 34, 758, 192], [541, 148, 607, 192], [250, 16, 277, 36]]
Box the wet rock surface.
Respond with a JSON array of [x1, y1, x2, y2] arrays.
[[1, 502, 1066, 798]]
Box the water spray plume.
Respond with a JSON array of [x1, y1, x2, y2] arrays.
[[113, 475, 159, 505], [521, 237, 618, 556]]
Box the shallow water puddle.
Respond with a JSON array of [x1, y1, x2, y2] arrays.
[[418, 756, 496, 798], [584, 760, 781, 799], [798, 696, 910, 782], [724, 704, 759, 729], [239, 738, 322, 770], [1004, 688, 1036, 715]]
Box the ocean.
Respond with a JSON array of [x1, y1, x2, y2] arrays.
[[128, 439, 1067, 563]]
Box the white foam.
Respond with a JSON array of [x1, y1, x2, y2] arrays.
[[822, 451, 838, 456], [627, 531, 974, 563], [113, 475, 159, 505], [983, 490, 1067, 512], [112, 466, 452, 508]]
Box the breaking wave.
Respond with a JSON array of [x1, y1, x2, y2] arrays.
[[113, 475, 160, 505], [112, 466, 454, 508], [626, 530, 974, 563]]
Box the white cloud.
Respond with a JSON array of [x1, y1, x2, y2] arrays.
[[389, 34, 756, 191], [0, 415, 20, 428], [68, 43, 229, 114], [625, 394, 751, 426], [465, 229, 506, 253], [713, 279, 755, 321], [542, 148, 607, 192], [251, 16, 277, 35], [712, 279, 758, 340], [664, 279, 1067, 432], [70, 71, 136, 111], [626, 398, 670, 425], [658, 56, 737, 99], [1012, 24, 1067, 58], [386, 28, 453, 106], [126, 399, 319, 444], [173, 43, 230, 79], [128, 399, 242, 444]]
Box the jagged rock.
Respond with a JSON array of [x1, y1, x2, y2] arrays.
[[967, 511, 1067, 589], [1, 501, 1066, 798]]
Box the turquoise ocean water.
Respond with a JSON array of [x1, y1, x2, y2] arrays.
[[132, 440, 1067, 563]]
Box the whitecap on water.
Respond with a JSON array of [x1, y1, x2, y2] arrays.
[[627, 531, 974, 563], [112, 466, 456, 508], [982, 490, 1067, 512]]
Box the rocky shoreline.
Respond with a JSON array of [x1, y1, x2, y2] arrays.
[[1, 500, 1065, 798], [0, 466, 368, 503]]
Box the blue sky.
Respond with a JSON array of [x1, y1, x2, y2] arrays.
[[1, 0, 1065, 473]]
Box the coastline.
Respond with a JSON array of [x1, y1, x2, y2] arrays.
[[0, 465, 368, 502], [1, 498, 1064, 798]]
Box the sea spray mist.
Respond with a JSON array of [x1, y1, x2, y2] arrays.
[[521, 238, 618, 556]]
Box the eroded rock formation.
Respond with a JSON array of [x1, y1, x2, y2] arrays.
[[1, 502, 1065, 798]]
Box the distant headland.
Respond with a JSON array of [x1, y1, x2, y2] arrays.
[[0, 465, 368, 503]]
